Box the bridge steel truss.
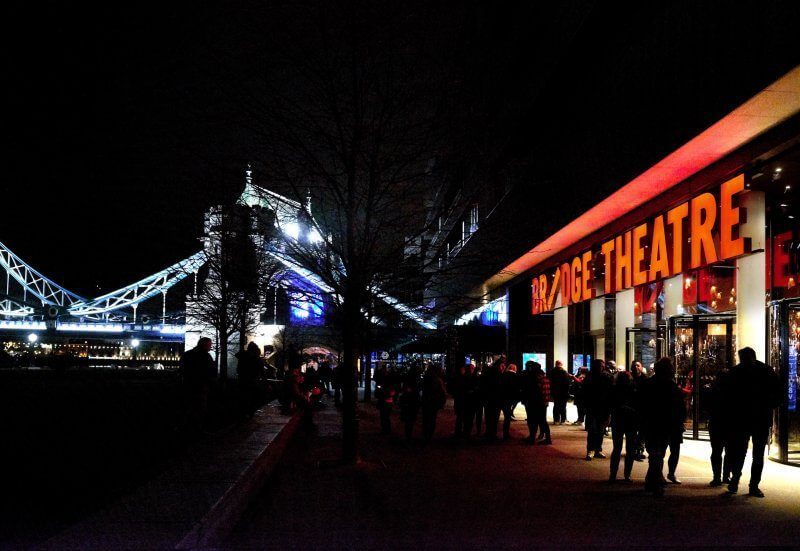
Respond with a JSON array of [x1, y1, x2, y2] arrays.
[[0, 240, 206, 319]]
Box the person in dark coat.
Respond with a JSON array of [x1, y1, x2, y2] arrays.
[[534, 363, 552, 444], [399, 379, 421, 440], [473, 364, 486, 436], [421, 364, 447, 441], [375, 365, 396, 435], [500, 363, 520, 440], [725, 347, 780, 497], [640, 357, 685, 496], [708, 368, 732, 486], [583, 359, 613, 460], [571, 367, 589, 425], [449, 364, 470, 438], [463, 362, 482, 438], [481, 356, 505, 441], [236, 341, 265, 418], [629, 360, 648, 461], [609, 371, 638, 482], [549, 360, 572, 424], [520, 361, 541, 443], [180, 337, 217, 433]]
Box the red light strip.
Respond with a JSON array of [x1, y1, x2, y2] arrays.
[[483, 65, 800, 293]]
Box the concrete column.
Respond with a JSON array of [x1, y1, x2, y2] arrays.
[[737, 190, 766, 361], [590, 297, 606, 360], [554, 306, 569, 368], [615, 288, 635, 366], [737, 252, 766, 361], [663, 274, 684, 317]]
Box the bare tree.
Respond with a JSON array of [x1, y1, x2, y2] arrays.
[[223, 2, 467, 462], [186, 204, 283, 381]]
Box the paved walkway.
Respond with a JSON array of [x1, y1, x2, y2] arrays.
[[41, 404, 296, 550], [228, 401, 800, 549]]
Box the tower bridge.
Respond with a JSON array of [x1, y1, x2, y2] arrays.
[[1, 174, 434, 369]]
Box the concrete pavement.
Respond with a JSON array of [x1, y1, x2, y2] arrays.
[[227, 401, 800, 549]]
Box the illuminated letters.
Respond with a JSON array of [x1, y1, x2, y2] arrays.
[[581, 250, 594, 301], [649, 215, 670, 280], [601, 239, 615, 294], [530, 173, 753, 316], [560, 262, 571, 306], [690, 193, 718, 268], [719, 175, 747, 260], [571, 257, 582, 304], [632, 223, 648, 286], [615, 231, 632, 292], [667, 202, 689, 274]]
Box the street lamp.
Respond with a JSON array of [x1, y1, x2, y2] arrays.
[[131, 338, 140, 369]]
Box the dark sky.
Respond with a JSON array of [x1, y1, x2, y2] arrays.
[[2, 1, 800, 299]]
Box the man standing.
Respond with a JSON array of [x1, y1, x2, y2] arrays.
[[549, 360, 571, 424], [640, 357, 685, 496], [180, 337, 216, 433], [583, 359, 612, 460], [725, 347, 780, 497]]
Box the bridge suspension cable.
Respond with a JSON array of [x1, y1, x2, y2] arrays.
[[67, 251, 207, 316], [0, 240, 85, 308]]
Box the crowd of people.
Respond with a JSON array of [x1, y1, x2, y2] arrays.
[[180, 338, 781, 499], [370, 347, 781, 499]]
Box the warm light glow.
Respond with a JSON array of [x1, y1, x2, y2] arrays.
[[708, 323, 727, 336]]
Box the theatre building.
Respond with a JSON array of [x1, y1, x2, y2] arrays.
[[494, 67, 800, 464]]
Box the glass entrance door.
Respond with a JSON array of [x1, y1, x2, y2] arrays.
[[769, 299, 800, 465], [625, 327, 657, 373], [668, 314, 736, 439]]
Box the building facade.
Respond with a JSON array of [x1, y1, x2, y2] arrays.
[[481, 67, 800, 464]]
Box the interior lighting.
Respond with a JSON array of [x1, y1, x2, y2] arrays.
[[131, 339, 140, 348], [27, 333, 38, 343]]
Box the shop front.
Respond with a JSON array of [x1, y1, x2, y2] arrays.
[[499, 68, 800, 461]]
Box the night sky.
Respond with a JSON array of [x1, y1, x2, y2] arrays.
[[3, 2, 800, 299]]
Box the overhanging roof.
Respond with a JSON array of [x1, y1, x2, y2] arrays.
[[483, 64, 800, 293]]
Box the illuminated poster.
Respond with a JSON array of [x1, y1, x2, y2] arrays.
[[522, 352, 546, 369], [789, 345, 797, 412]]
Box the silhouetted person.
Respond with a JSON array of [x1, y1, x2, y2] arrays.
[[550, 360, 571, 424], [286, 365, 314, 428], [375, 368, 396, 435], [450, 364, 470, 438], [482, 356, 504, 441], [500, 363, 519, 440], [421, 364, 447, 441], [179, 337, 216, 434], [236, 341, 265, 418], [708, 368, 732, 486], [583, 359, 612, 460], [640, 357, 685, 496], [629, 360, 648, 461], [399, 380, 420, 440], [571, 367, 588, 426], [533, 362, 552, 444], [609, 371, 637, 482], [725, 347, 780, 497], [520, 361, 541, 443], [463, 363, 482, 438]]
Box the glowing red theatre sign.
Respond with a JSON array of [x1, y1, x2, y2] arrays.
[[531, 175, 751, 314]]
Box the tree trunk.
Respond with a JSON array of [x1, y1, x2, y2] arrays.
[[340, 296, 360, 463]]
